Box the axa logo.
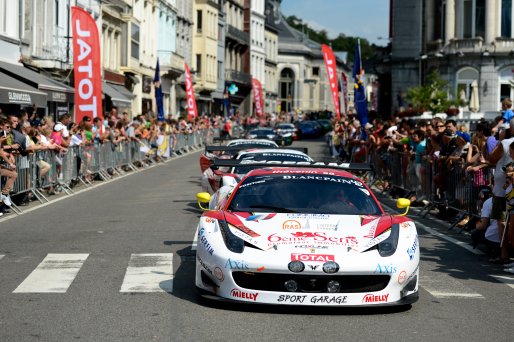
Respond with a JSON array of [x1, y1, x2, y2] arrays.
[[362, 293, 389, 303], [230, 289, 259, 301]]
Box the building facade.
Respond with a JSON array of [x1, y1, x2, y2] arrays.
[[264, 0, 279, 113], [389, 0, 514, 117]]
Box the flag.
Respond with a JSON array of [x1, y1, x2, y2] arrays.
[[352, 39, 368, 126], [252, 78, 264, 118], [72, 6, 102, 122], [184, 63, 198, 120], [321, 44, 341, 120], [154, 59, 164, 122], [341, 72, 348, 115]]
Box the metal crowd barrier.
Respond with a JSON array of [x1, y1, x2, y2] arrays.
[[1, 129, 208, 215]]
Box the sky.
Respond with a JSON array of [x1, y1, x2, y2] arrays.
[[281, 0, 390, 46]]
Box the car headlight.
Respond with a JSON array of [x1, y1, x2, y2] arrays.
[[267, 134, 275, 139], [248, 134, 257, 139], [218, 220, 244, 253], [378, 224, 400, 257]]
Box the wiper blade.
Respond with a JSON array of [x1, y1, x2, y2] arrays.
[[249, 205, 298, 213]]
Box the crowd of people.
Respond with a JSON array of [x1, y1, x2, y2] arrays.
[[0, 107, 223, 217], [328, 99, 514, 272]]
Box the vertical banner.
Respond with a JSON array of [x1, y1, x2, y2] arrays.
[[184, 63, 198, 120], [252, 78, 264, 118], [341, 72, 348, 116], [154, 58, 164, 122], [72, 6, 102, 122], [321, 44, 341, 120]]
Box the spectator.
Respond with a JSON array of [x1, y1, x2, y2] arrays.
[[492, 98, 514, 134], [471, 188, 501, 258], [0, 118, 17, 209]]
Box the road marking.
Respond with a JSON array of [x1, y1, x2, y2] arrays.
[[192, 226, 199, 250], [13, 254, 89, 293], [0, 254, 4, 261], [120, 253, 173, 293], [420, 273, 484, 299], [490, 275, 514, 289]]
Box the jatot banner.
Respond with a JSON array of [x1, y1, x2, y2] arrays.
[[341, 72, 348, 115], [321, 44, 341, 120], [72, 6, 102, 122], [252, 78, 264, 118], [184, 63, 198, 120]]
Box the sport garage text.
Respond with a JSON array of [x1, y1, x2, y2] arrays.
[[277, 295, 347, 304]]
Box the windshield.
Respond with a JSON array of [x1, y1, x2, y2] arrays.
[[228, 174, 382, 215], [232, 153, 312, 175]]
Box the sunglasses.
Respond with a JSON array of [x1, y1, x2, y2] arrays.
[[437, 125, 445, 128]]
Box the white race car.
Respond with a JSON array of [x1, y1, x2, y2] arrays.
[[195, 161, 419, 306]]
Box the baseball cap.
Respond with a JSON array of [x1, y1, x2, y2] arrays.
[[456, 131, 471, 143], [365, 122, 373, 130], [54, 123, 66, 132], [443, 129, 455, 138]]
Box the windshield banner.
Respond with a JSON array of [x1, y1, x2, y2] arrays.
[[321, 44, 341, 120], [72, 6, 102, 122], [185, 63, 198, 120], [252, 78, 265, 118]]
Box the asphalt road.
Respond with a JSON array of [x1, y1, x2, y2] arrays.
[[0, 138, 513, 342]]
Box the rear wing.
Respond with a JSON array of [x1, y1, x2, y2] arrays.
[[210, 159, 373, 172], [205, 145, 308, 155]]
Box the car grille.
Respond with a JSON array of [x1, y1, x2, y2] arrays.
[[232, 272, 390, 293]]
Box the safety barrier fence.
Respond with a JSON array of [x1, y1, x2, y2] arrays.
[[1, 130, 208, 215], [370, 149, 493, 231]]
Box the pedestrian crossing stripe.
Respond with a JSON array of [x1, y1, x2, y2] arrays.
[[13, 254, 89, 293], [420, 273, 484, 299], [490, 275, 514, 289], [120, 253, 173, 293]]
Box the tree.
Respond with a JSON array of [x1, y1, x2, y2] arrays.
[[407, 70, 465, 114]]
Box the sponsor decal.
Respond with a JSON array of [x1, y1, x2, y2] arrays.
[[225, 258, 249, 270], [213, 267, 224, 282], [308, 265, 319, 270], [272, 170, 336, 176], [277, 295, 347, 304], [407, 237, 418, 260], [239, 180, 266, 188], [374, 263, 398, 274], [398, 270, 407, 284], [317, 223, 338, 231], [291, 253, 335, 263], [230, 289, 259, 301], [257, 266, 265, 272], [294, 244, 329, 250], [8, 92, 31, 104], [230, 228, 266, 250], [277, 295, 307, 303], [282, 175, 363, 187], [286, 214, 330, 219], [205, 217, 215, 223], [362, 293, 389, 303], [197, 255, 213, 277], [268, 232, 358, 247], [283, 220, 302, 230], [198, 228, 214, 255], [310, 295, 347, 305], [360, 230, 390, 251], [400, 222, 411, 229]]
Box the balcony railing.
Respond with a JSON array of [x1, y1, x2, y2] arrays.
[[448, 37, 483, 52], [225, 69, 251, 85], [226, 24, 249, 45], [158, 50, 185, 73], [495, 37, 514, 53]]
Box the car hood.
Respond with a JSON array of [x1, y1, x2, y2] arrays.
[[221, 212, 400, 253]]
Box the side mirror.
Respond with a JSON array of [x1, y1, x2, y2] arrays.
[[197, 192, 211, 211], [396, 198, 411, 216]]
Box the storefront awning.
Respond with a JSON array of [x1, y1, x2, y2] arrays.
[[0, 61, 74, 103], [102, 81, 132, 108], [0, 72, 47, 107], [108, 82, 135, 100]]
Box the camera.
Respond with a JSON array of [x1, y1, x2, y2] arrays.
[[502, 162, 514, 172]]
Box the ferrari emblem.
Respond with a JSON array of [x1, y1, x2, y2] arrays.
[[310, 248, 315, 253]]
